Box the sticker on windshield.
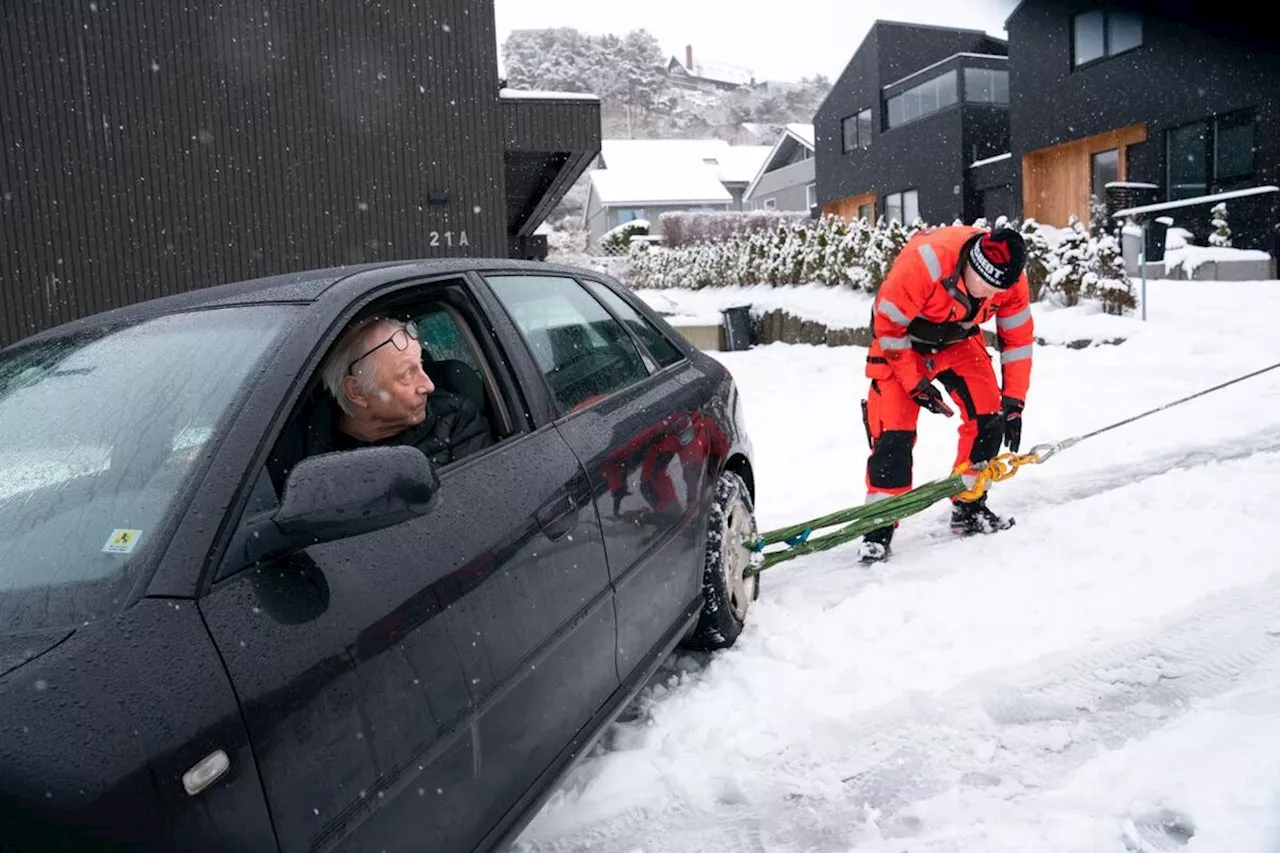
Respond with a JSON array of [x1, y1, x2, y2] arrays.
[[103, 529, 143, 554]]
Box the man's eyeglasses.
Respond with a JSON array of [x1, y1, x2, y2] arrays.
[[346, 319, 420, 375]]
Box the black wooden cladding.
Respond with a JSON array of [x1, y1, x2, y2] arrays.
[[502, 97, 601, 153], [1, 0, 571, 348]]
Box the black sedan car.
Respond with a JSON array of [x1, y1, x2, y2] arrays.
[[0, 260, 760, 852]]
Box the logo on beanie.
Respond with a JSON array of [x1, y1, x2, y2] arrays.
[[980, 235, 1011, 265]]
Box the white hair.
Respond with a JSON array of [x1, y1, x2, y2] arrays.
[[321, 316, 397, 417]]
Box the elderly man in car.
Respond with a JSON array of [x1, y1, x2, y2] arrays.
[[320, 316, 492, 466]]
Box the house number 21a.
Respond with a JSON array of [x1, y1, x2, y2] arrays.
[[429, 231, 469, 248]]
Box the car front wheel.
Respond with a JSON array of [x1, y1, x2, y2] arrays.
[[682, 470, 759, 651]]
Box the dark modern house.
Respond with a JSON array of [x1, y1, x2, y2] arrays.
[[1007, 0, 1280, 250], [814, 22, 1011, 227], [815, 3, 1279, 254], [0, 0, 600, 347]]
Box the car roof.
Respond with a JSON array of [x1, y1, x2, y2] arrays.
[[3, 257, 612, 350]]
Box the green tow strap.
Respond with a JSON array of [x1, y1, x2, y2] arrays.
[[744, 360, 1280, 577], [746, 475, 966, 575]]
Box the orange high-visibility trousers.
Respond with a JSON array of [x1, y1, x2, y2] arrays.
[[862, 336, 1005, 500]]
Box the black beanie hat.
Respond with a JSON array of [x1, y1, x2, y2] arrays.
[[967, 227, 1027, 288]]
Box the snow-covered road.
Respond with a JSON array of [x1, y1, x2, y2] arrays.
[[514, 280, 1280, 853]]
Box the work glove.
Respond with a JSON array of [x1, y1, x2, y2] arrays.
[[910, 379, 955, 417], [1001, 396, 1024, 452]]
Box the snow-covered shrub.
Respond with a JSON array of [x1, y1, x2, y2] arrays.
[[627, 213, 916, 291], [546, 225, 589, 255], [1017, 217, 1056, 302], [1209, 202, 1232, 247], [1087, 194, 1112, 241], [1084, 228, 1136, 315], [660, 210, 810, 248], [600, 219, 649, 252], [1044, 215, 1090, 307], [1043, 213, 1135, 315]]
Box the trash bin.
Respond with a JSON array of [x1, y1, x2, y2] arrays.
[[1143, 217, 1170, 263], [721, 304, 753, 351]]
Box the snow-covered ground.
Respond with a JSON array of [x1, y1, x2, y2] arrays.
[[514, 278, 1280, 853]]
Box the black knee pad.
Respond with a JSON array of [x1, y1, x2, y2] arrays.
[[972, 413, 1003, 463], [868, 429, 915, 489]]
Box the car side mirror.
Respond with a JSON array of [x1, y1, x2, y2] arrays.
[[241, 446, 439, 567]]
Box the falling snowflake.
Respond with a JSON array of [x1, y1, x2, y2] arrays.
[[150, 60, 160, 72]]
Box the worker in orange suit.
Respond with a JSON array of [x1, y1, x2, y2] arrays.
[[858, 224, 1034, 563]]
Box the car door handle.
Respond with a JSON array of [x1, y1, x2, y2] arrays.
[[536, 491, 580, 542]]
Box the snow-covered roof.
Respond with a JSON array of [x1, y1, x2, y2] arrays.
[[717, 145, 772, 184], [588, 167, 733, 207], [597, 138, 769, 187], [600, 139, 727, 171], [786, 123, 815, 148], [499, 87, 600, 101], [670, 56, 754, 86]]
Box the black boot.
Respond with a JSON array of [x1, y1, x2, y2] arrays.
[[950, 495, 1014, 536], [858, 524, 894, 563]]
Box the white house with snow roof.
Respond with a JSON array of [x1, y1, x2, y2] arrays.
[[582, 139, 771, 244], [743, 124, 817, 214], [666, 45, 755, 92]]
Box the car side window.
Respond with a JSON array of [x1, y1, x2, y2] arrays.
[[416, 309, 481, 373], [483, 274, 650, 413], [579, 279, 685, 369]]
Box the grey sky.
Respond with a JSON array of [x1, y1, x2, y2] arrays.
[[494, 0, 1021, 83]]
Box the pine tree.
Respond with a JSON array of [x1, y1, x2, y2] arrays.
[[1209, 201, 1232, 247]]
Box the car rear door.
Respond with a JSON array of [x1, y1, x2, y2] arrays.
[[477, 272, 717, 683], [198, 277, 617, 853]]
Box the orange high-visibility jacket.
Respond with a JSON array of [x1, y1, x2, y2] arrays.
[[866, 225, 1034, 402]]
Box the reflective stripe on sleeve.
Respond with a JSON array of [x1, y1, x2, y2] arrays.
[[997, 306, 1032, 331], [1001, 344, 1033, 365]]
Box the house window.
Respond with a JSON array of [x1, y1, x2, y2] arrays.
[[886, 70, 957, 129], [1073, 9, 1142, 67], [841, 108, 872, 152], [616, 208, 647, 223], [857, 202, 873, 222], [806, 184, 817, 209], [763, 198, 777, 210], [964, 68, 1009, 105], [1091, 148, 1119, 202], [1216, 110, 1256, 180], [884, 189, 919, 224], [1166, 109, 1257, 200]]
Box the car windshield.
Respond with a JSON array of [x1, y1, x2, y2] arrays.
[[0, 306, 294, 634]]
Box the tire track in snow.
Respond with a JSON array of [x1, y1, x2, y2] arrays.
[[516, 568, 1280, 853], [833, 573, 1280, 848]]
